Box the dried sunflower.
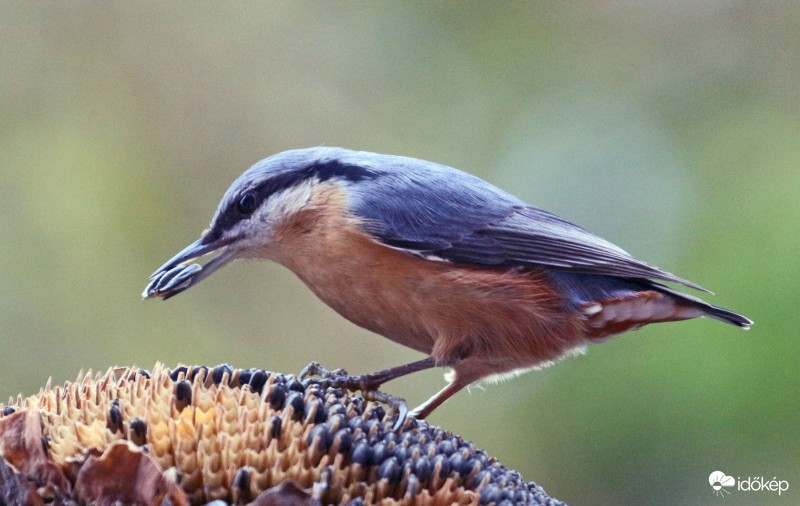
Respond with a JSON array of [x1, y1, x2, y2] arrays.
[[0, 364, 564, 506]]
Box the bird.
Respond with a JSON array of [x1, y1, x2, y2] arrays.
[[144, 147, 751, 421]]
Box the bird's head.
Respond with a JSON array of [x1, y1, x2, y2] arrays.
[[143, 147, 379, 299]]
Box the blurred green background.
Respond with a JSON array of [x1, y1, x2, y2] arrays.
[[1, 2, 797, 504]]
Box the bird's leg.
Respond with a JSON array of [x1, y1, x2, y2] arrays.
[[299, 357, 436, 390], [298, 357, 438, 429], [349, 357, 438, 390], [409, 381, 466, 420]]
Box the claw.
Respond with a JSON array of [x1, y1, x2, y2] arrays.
[[360, 390, 410, 431], [297, 361, 411, 430], [298, 361, 325, 382], [298, 361, 349, 386]]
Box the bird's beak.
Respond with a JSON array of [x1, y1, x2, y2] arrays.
[[142, 234, 238, 300]]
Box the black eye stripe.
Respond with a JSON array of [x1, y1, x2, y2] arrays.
[[250, 160, 378, 198], [211, 159, 381, 236]]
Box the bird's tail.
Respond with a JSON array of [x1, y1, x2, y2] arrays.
[[547, 271, 753, 335], [652, 283, 752, 329]]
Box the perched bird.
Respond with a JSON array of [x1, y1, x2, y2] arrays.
[[144, 147, 751, 420]]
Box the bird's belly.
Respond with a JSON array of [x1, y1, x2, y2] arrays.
[[302, 271, 437, 354], [276, 230, 586, 369]]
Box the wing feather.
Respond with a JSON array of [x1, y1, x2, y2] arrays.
[[343, 152, 707, 292]]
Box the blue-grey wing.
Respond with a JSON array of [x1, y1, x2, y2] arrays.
[[346, 157, 706, 292]]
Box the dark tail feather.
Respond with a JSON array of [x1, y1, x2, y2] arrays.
[[547, 271, 753, 330], [654, 284, 753, 329], [694, 301, 752, 328]]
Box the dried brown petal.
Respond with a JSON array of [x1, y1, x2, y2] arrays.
[[249, 480, 310, 506], [0, 410, 70, 494], [74, 441, 188, 506], [0, 455, 44, 506]]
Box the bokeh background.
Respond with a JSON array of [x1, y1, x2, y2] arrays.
[[1, 2, 798, 504]]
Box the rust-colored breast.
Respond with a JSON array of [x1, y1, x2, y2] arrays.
[[259, 183, 587, 384]]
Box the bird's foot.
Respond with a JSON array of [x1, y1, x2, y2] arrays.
[[298, 361, 410, 430], [298, 361, 353, 387], [298, 361, 379, 391]]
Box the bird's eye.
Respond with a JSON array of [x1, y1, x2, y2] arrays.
[[237, 192, 258, 215]]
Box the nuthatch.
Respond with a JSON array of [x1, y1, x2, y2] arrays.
[[144, 147, 751, 420]]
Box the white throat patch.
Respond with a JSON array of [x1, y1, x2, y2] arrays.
[[227, 178, 318, 251]]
